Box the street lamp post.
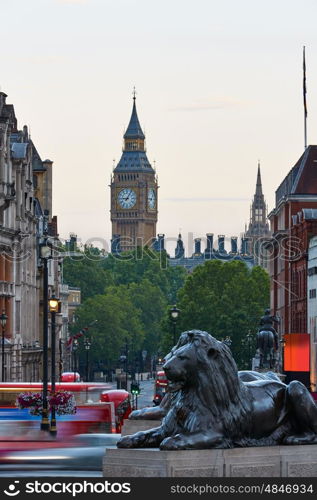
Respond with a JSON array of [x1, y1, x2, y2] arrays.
[[279, 337, 286, 374], [0, 310, 7, 382], [39, 236, 53, 431], [84, 337, 91, 382], [246, 330, 253, 370], [58, 332, 63, 382], [73, 339, 78, 382], [169, 305, 180, 345], [49, 295, 60, 436], [125, 341, 129, 390]]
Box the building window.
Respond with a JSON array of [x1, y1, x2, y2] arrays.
[[309, 289, 316, 299]]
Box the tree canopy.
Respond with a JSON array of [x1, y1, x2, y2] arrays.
[[63, 247, 269, 373], [63, 247, 187, 373], [160, 260, 270, 368]]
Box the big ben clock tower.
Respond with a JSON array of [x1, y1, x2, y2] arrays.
[[110, 94, 158, 252]]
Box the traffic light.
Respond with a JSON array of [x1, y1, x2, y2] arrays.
[[131, 382, 140, 395]]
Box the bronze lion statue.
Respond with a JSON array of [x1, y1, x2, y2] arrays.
[[118, 330, 317, 450]]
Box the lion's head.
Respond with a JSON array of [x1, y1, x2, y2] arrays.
[[163, 330, 252, 437]]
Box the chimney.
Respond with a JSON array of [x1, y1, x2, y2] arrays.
[[241, 237, 248, 254], [205, 233, 214, 258], [231, 237, 238, 254], [218, 235, 226, 254], [48, 215, 58, 237], [0, 92, 7, 115], [69, 233, 77, 252], [158, 234, 165, 251], [194, 238, 201, 255]]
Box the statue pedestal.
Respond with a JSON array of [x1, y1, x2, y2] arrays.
[[121, 420, 161, 436], [103, 445, 317, 477]]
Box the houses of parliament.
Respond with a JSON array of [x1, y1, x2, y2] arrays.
[[110, 95, 271, 268]]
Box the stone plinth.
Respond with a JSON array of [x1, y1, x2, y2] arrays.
[[121, 420, 161, 436], [103, 445, 317, 477]]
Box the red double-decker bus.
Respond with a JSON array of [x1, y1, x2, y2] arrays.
[[0, 382, 131, 436], [153, 370, 168, 405]]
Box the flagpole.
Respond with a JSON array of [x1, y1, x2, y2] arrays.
[[303, 46, 307, 150]]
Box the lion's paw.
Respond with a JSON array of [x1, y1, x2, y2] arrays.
[[117, 432, 146, 448], [283, 433, 317, 446], [160, 436, 186, 450], [117, 435, 134, 448], [129, 409, 142, 420]]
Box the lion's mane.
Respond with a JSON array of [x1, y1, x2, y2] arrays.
[[170, 331, 253, 442]]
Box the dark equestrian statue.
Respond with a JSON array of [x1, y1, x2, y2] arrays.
[[256, 330, 275, 369], [257, 309, 280, 369], [118, 330, 317, 450]]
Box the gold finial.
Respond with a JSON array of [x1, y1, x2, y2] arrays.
[[132, 86, 137, 101]]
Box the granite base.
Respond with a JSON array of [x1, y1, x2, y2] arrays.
[[103, 445, 317, 477]]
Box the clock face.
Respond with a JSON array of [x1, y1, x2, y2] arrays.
[[117, 188, 137, 209], [148, 188, 156, 209]]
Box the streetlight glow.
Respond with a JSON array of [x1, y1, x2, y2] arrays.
[[170, 305, 180, 320], [49, 297, 59, 313]]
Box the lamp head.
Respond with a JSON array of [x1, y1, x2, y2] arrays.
[[170, 305, 180, 320], [49, 295, 60, 313], [40, 238, 52, 259]]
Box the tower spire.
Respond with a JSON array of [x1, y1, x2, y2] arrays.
[[124, 89, 145, 141], [256, 160, 263, 196]]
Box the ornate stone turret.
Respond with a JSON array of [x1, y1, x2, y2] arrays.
[[175, 234, 185, 259], [244, 162, 271, 265]]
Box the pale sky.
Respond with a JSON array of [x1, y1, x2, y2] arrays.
[[2, 0, 317, 255]]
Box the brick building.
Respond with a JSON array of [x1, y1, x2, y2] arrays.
[[268, 146, 317, 387]]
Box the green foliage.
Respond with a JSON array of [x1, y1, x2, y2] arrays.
[[64, 246, 187, 370], [63, 254, 112, 301], [64, 245, 269, 372], [125, 279, 167, 355], [161, 260, 270, 368], [102, 248, 187, 303], [75, 290, 144, 369]]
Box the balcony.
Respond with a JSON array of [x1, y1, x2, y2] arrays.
[[0, 281, 14, 297]]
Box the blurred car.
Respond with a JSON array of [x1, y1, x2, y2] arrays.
[[0, 433, 121, 471], [72, 433, 121, 447]]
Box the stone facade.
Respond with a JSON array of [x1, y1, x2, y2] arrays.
[[0, 91, 63, 382]]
